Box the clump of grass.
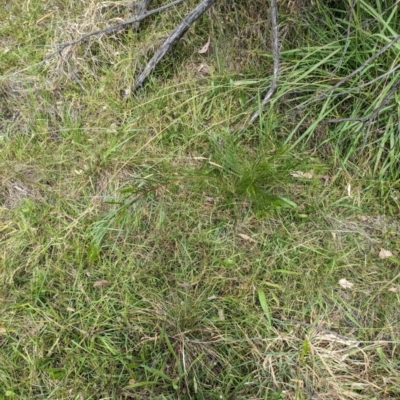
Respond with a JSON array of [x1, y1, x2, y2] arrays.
[[206, 135, 302, 211], [87, 132, 313, 256]]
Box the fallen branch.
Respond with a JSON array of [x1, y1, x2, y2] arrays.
[[299, 32, 400, 110], [250, 0, 279, 123], [44, 0, 186, 61], [131, 0, 153, 31], [326, 76, 400, 153], [326, 77, 400, 124], [132, 0, 217, 91]]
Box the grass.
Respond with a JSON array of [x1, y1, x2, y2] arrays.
[[1, 0, 400, 398]]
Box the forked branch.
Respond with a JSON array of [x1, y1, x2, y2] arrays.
[[132, 0, 217, 91]]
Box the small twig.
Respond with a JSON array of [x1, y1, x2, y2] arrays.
[[360, 77, 400, 122], [44, 0, 186, 61], [299, 32, 400, 110], [359, 77, 400, 151], [324, 77, 400, 154], [324, 62, 400, 101], [62, 54, 87, 91], [132, 0, 217, 91], [250, 0, 279, 123], [326, 77, 400, 124]]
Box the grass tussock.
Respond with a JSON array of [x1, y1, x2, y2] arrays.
[[1, 0, 400, 399]]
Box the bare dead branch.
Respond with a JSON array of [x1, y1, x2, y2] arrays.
[[131, 0, 153, 31], [326, 77, 400, 125], [132, 0, 217, 92], [250, 0, 279, 123], [326, 63, 400, 101], [44, 0, 186, 62], [299, 32, 400, 110], [327, 76, 400, 153]]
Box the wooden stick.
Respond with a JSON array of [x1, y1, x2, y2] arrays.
[[131, 0, 153, 31], [299, 32, 400, 110], [250, 0, 279, 123], [44, 0, 186, 61], [132, 0, 217, 92]]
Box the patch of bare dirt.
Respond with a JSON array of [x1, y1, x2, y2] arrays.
[[0, 167, 44, 209]]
